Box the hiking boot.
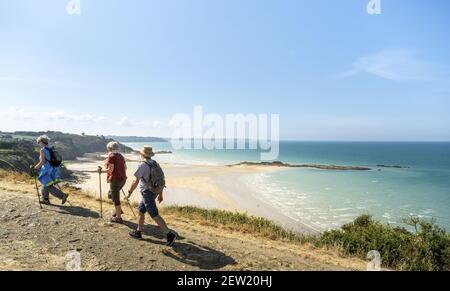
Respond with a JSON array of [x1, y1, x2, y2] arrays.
[[129, 230, 142, 240], [166, 231, 177, 247], [61, 194, 69, 205], [112, 210, 124, 217], [110, 216, 123, 224], [40, 199, 51, 205]]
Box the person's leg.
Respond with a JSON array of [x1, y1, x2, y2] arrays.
[[152, 215, 170, 234], [152, 212, 177, 246], [110, 181, 122, 220], [116, 180, 126, 218], [129, 200, 146, 239], [46, 185, 68, 204], [144, 191, 171, 234], [41, 187, 50, 201], [46, 185, 66, 200], [114, 206, 122, 219], [137, 211, 145, 232], [143, 191, 177, 245]]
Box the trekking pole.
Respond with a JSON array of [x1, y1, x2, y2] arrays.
[[121, 189, 137, 218], [30, 167, 43, 209], [33, 175, 43, 209], [97, 166, 103, 218]]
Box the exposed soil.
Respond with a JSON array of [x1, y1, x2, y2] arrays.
[[0, 178, 366, 271]]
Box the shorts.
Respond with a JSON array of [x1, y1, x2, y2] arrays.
[[108, 179, 126, 207], [138, 189, 160, 218]]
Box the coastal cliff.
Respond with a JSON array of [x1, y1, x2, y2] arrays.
[[0, 131, 133, 172]]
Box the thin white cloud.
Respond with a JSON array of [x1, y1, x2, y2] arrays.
[[4, 108, 34, 120], [337, 49, 434, 81], [70, 114, 106, 123], [117, 117, 132, 127], [0, 108, 166, 136], [43, 111, 67, 120], [134, 120, 162, 128], [2, 108, 106, 123]]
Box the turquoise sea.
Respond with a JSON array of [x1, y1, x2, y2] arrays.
[[125, 141, 450, 231]]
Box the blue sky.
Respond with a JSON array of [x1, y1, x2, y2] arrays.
[[0, 0, 449, 140]]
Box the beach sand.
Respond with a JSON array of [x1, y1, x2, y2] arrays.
[[65, 153, 317, 235]]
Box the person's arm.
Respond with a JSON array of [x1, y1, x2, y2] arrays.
[[157, 190, 164, 204], [105, 163, 115, 175], [33, 149, 46, 170], [127, 175, 140, 199], [104, 155, 114, 175]]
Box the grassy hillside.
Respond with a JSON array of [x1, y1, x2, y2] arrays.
[[106, 135, 168, 143], [0, 131, 133, 172], [0, 142, 36, 172], [161, 207, 450, 271]]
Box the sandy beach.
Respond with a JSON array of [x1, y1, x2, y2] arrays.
[[65, 152, 317, 235]]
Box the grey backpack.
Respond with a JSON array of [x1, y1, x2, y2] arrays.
[[144, 160, 166, 194]]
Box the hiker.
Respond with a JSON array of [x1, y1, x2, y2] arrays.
[[104, 141, 127, 223], [126, 146, 177, 246], [31, 135, 68, 205]]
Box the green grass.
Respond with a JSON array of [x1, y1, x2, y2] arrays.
[[162, 206, 317, 243], [10, 135, 36, 140]]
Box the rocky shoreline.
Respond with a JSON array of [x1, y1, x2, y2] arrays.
[[229, 161, 372, 171]]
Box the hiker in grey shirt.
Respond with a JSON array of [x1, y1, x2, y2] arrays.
[[126, 146, 177, 246]]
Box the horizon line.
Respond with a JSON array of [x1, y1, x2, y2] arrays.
[[2, 131, 449, 143]]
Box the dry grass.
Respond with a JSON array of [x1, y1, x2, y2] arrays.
[[0, 170, 34, 183], [160, 205, 318, 244]]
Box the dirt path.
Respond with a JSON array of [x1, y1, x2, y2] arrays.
[[0, 178, 366, 271]]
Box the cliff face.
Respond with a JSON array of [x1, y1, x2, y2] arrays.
[[0, 131, 133, 172], [0, 140, 37, 172], [44, 132, 134, 160]]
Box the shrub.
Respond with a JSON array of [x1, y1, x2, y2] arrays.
[[319, 215, 450, 271]]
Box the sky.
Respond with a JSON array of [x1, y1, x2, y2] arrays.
[[0, 0, 449, 140]]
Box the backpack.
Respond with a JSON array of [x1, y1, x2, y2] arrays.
[[45, 147, 63, 168], [144, 160, 166, 194]]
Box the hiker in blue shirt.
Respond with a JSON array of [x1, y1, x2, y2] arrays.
[[31, 135, 69, 205]]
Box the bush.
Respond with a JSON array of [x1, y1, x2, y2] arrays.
[[319, 215, 450, 271]]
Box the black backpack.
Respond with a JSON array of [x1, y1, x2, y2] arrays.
[[45, 147, 63, 168]]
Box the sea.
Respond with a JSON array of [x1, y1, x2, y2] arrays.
[[124, 141, 450, 232]]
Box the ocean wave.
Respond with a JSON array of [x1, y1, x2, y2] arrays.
[[239, 173, 349, 232]]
